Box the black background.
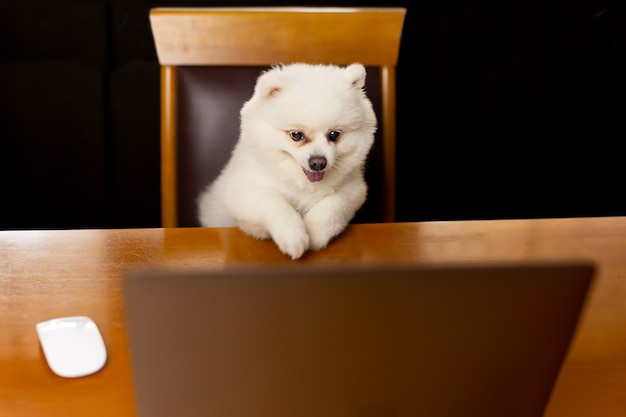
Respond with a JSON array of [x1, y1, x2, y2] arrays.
[[1, 0, 624, 230]]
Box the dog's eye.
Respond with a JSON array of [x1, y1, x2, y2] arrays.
[[289, 131, 305, 141], [327, 130, 341, 142]]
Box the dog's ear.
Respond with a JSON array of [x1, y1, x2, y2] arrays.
[[254, 67, 285, 99], [344, 63, 367, 90]]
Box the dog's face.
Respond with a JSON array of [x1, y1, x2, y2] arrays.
[[240, 63, 377, 184]]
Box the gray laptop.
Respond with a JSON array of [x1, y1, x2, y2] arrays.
[[124, 261, 594, 417]]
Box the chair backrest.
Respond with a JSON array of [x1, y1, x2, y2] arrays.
[[150, 7, 406, 227]]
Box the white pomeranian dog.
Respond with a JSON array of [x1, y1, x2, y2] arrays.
[[197, 63, 377, 259]]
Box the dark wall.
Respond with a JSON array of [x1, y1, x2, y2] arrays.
[[1, 0, 624, 230]]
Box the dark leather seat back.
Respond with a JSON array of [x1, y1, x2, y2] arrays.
[[175, 66, 383, 227]]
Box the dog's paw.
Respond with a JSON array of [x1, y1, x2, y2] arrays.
[[272, 225, 310, 259], [306, 229, 334, 251], [304, 212, 345, 251]]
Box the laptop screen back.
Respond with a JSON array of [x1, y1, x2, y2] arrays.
[[125, 262, 593, 417]]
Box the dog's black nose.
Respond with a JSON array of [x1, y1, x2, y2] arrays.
[[308, 156, 327, 171]]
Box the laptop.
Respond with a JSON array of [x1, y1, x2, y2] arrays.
[[124, 261, 594, 417]]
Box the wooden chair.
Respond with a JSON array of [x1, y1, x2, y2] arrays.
[[150, 7, 406, 227]]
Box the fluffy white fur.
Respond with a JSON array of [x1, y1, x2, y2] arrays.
[[197, 63, 377, 259]]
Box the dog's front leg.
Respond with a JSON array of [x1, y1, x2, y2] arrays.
[[304, 177, 367, 251], [229, 192, 310, 260]]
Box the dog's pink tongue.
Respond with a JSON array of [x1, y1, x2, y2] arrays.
[[305, 170, 324, 182]]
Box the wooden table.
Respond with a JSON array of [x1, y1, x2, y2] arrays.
[[1, 217, 626, 416]]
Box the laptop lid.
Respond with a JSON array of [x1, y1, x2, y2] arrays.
[[124, 262, 594, 417]]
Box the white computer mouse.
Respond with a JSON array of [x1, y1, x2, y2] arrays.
[[36, 316, 107, 378]]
